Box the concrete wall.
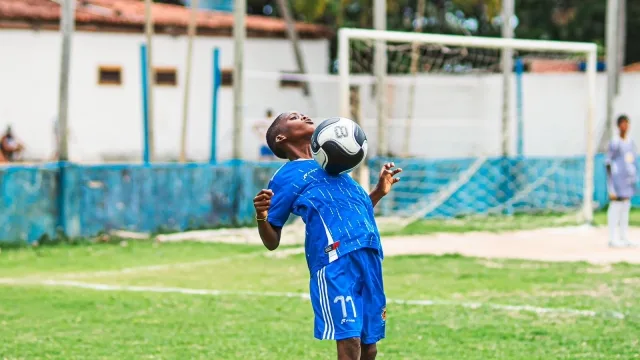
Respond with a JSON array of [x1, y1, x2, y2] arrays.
[[0, 162, 282, 242], [0, 156, 620, 243], [3, 28, 640, 163], [247, 72, 640, 159], [0, 29, 329, 162], [362, 73, 640, 159]]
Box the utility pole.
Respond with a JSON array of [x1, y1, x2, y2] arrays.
[[601, 0, 620, 152], [233, 0, 246, 160], [57, 0, 75, 161], [403, 0, 426, 157], [617, 0, 626, 94], [501, 0, 515, 157], [180, 0, 200, 163], [374, 0, 387, 156], [144, 0, 156, 161]]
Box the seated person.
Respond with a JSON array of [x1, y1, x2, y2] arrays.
[[0, 126, 24, 162]]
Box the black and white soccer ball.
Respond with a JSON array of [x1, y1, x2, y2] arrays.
[[311, 117, 368, 175]]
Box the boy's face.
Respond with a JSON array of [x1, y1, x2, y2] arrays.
[[279, 111, 315, 140], [619, 119, 629, 133]]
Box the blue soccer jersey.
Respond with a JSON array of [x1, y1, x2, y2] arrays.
[[267, 159, 387, 343], [267, 159, 383, 274]]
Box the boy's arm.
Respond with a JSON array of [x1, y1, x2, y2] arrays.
[[258, 222, 281, 251], [369, 162, 402, 207], [254, 189, 281, 250]]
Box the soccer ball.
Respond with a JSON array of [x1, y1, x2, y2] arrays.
[[311, 117, 368, 175]]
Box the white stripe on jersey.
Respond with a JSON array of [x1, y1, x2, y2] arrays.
[[317, 210, 339, 263], [321, 268, 335, 339], [317, 268, 332, 339]]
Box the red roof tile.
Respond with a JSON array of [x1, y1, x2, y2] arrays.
[[0, 0, 332, 38], [624, 62, 640, 73], [525, 58, 579, 73]]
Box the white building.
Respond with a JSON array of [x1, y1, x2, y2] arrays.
[[2, 0, 640, 163], [0, 0, 331, 162]]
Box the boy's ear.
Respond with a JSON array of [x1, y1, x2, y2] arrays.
[[275, 134, 286, 143]]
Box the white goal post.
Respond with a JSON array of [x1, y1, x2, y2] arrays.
[[337, 28, 598, 224]]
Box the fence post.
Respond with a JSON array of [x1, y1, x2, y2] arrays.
[[515, 57, 525, 157], [211, 47, 221, 165], [56, 162, 68, 238], [140, 43, 151, 165]]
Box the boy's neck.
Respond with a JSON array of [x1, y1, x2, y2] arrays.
[[620, 131, 627, 139], [285, 142, 313, 161]]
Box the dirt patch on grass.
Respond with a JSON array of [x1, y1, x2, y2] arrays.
[[154, 225, 640, 264]]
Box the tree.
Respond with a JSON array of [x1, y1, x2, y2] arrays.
[[452, 0, 500, 34], [242, 0, 640, 65], [291, 0, 328, 21]]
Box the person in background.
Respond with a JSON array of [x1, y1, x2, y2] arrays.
[[253, 109, 277, 161], [0, 126, 24, 162], [606, 115, 637, 248]]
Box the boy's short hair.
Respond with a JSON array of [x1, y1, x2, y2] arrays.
[[617, 114, 630, 126], [266, 113, 288, 159]]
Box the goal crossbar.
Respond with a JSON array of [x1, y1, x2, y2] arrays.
[[338, 28, 597, 54], [337, 28, 598, 223]]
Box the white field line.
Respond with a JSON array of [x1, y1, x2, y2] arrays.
[[48, 252, 265, 280], [16, 248, 305, 281], [0, 278, 625, 320]]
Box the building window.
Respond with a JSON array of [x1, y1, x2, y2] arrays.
[[280, 71, 305, 89], [220, 69, 233, 87], [98, 66, 122, 85], [154, 67, 178, 86]]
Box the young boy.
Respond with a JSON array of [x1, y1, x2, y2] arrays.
[[253, 111, 401, 360], [606, 114, 637, 248]]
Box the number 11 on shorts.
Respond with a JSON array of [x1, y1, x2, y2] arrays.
[[334, 295, 357, 319]]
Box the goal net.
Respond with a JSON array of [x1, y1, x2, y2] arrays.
[[338, 29, 598, 230]]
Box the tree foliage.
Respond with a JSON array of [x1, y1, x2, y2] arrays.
[[291, 0, 329, 22], [181, 0, 640, 65]]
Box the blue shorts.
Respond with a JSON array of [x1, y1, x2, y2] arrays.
[[309, 248, 386, 344]]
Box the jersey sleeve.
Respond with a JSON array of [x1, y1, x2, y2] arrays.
[[267, 166, 297, 228]]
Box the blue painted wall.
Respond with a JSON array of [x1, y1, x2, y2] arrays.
[[0, 155, 625, 243], [0, 164, 59, 242]]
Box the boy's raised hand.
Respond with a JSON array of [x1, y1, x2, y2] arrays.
[[253, 189, 274, 219], [375, 162, 402, 196]]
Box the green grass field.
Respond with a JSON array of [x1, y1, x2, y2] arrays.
[[1, 241, 640, 359]]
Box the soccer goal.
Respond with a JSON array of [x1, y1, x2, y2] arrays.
[[338, 28, 598, 230]]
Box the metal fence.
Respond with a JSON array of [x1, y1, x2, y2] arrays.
[[0, 155, 616, 243]]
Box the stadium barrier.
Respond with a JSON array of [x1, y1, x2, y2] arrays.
[[0, 155, 621, 243], [0, 161, 281, 243], [371, 155, 611, 219]]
